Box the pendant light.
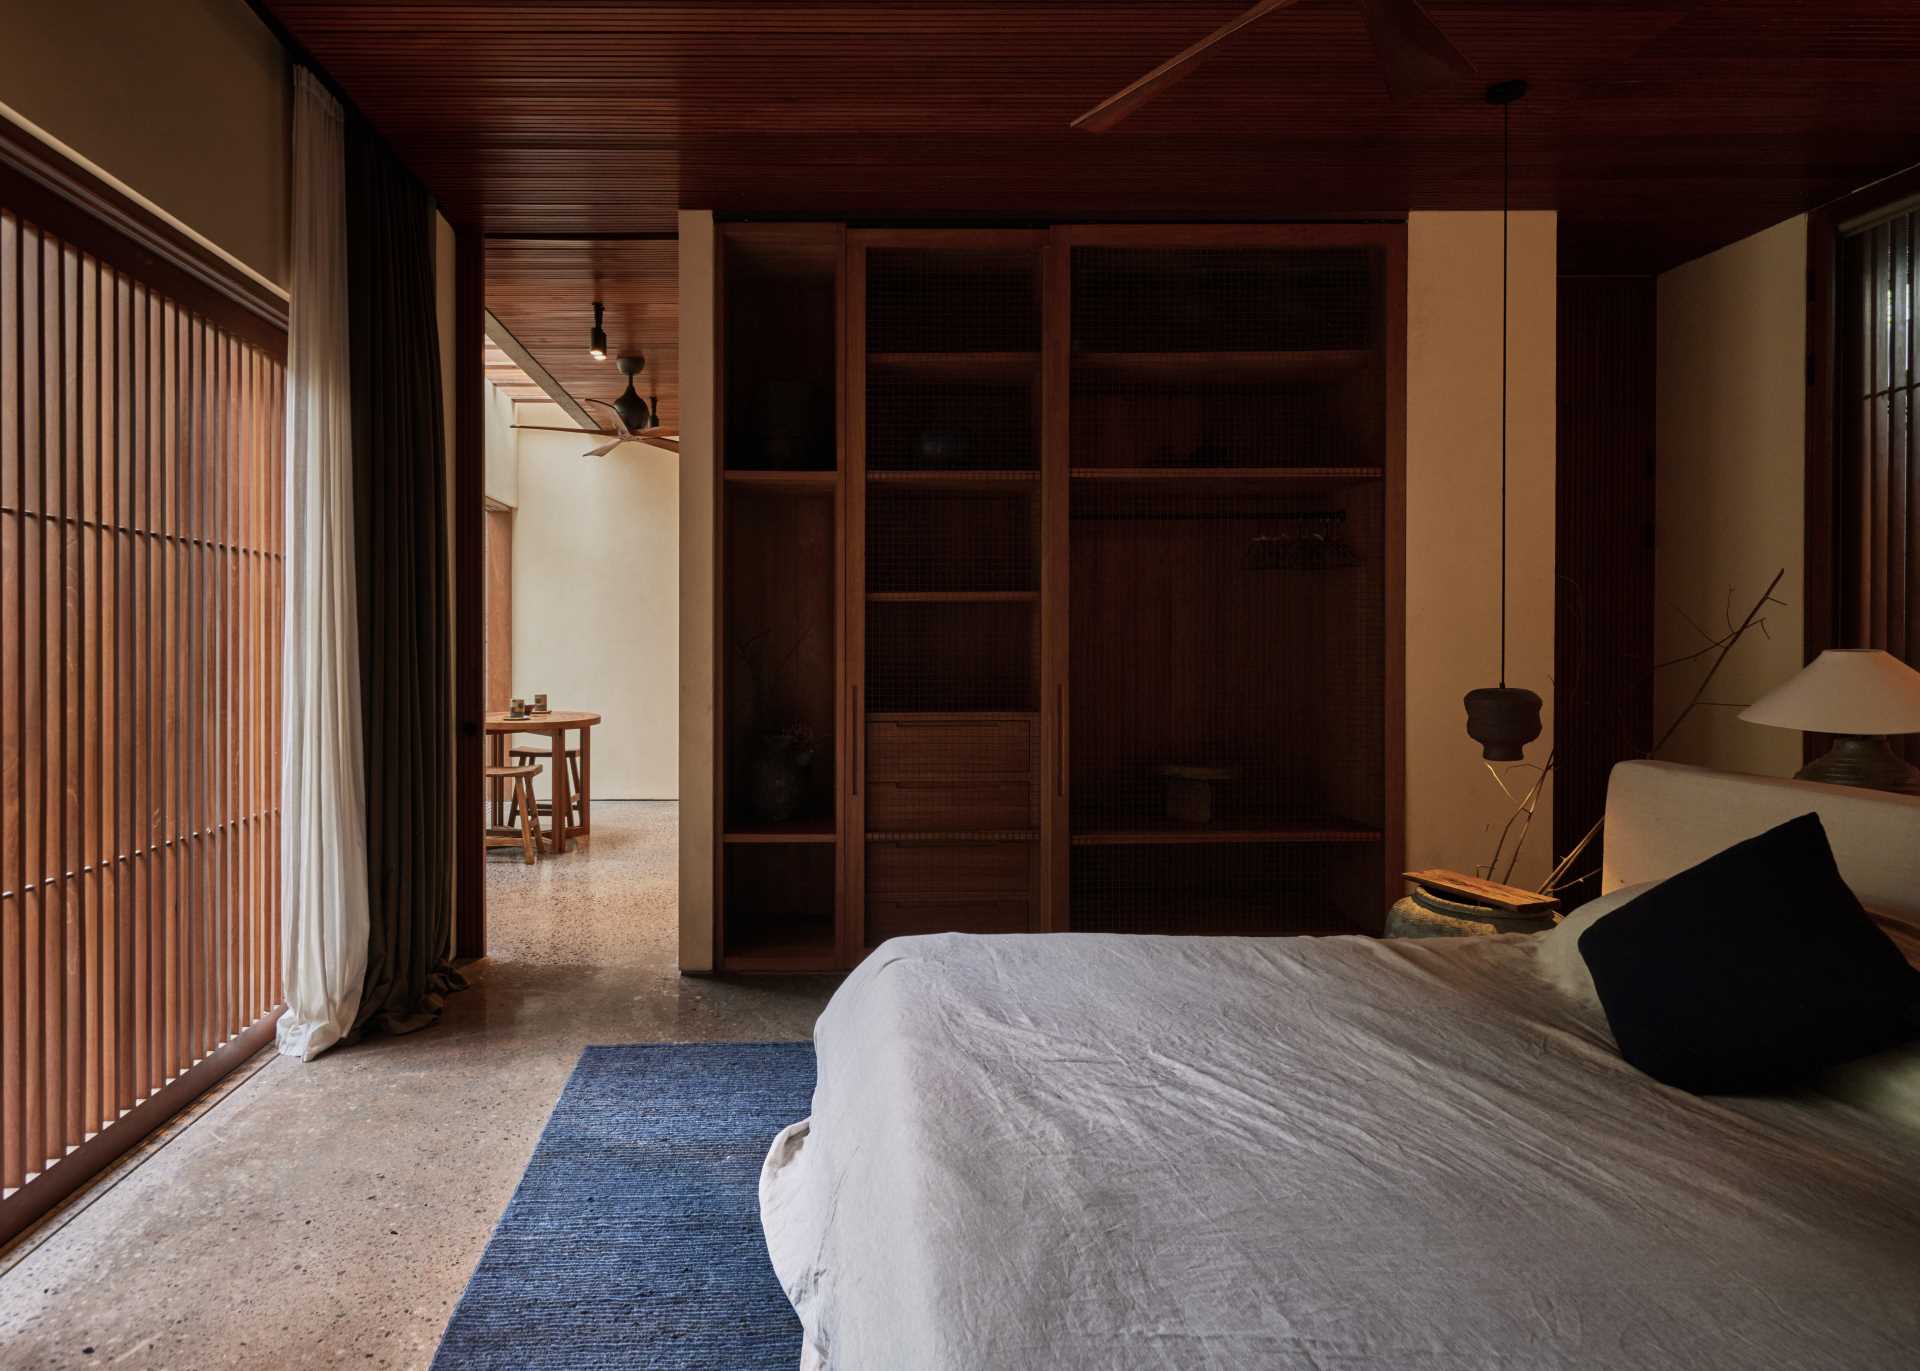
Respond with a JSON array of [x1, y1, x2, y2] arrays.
[[1463, 79, 1544, 763], [588, 301, 608, 361]]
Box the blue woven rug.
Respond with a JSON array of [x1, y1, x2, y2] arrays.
[[433, 1041, 814, 1370]]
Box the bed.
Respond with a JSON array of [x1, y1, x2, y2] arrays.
[[760, 762, 1920, 1369]]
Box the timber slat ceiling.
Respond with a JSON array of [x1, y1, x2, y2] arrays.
[[485, 238, 679, 428], [262, 0, 1920, 398]]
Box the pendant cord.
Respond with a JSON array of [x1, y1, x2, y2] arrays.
[[1499, 96, 1510, 689]]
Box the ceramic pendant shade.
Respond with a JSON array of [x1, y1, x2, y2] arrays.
[[1465, 685, 1543, 762]]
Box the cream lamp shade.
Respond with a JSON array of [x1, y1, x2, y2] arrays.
[[1739, 649, 1920, 794], [1738, 649, 1920, 735]]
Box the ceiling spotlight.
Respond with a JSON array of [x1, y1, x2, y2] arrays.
[[588, 301, 607, 361]]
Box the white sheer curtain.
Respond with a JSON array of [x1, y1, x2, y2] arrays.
[[278, 68, 369, 1060]]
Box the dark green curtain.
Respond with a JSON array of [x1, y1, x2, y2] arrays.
[[346, 118, 463, 1036]]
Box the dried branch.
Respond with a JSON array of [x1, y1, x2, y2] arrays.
[[1670, 598, 1718, 649], [1653, 623, 1765, 671], [1647, 568, 1784, 758], [1538, 567, 1786, 895], [1483, 749, 1554, 885]]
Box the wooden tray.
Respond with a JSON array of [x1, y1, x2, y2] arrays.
[[1402, 868, 1560, 914]]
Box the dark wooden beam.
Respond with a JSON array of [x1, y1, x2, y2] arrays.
[[483, 308, 596, 429], [453, 225, 487, 961]]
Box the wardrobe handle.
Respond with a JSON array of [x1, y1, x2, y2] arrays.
[[1056, 683, 1066, 797], [851, 685, 860, 795]]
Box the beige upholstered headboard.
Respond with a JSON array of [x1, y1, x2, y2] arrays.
[[1602, 761, 1920, 949]]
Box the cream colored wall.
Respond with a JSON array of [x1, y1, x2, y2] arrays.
[[0, 0, 290, 287], [511, 403, 680, 801], [677, 211, 718, 971], [1653, 215, 1807, 778], [484, 381, 520, 508], [1406, 211, 1558, 887]]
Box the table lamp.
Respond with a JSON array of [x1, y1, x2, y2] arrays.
[[1738, 649, 1920, 794]]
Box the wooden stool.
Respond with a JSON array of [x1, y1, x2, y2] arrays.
[[484, 763, 542, 864], [509, 743, 586, 832]]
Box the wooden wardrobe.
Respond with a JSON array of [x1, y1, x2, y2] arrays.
[[709, 221, 1404, 972]]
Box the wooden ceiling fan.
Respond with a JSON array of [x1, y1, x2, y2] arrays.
[[512, 418, 680, 458], [1072, 0, 1475, 132], [512, 353, 680, 456]]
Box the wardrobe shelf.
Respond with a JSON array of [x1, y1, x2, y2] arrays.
[[866, 590, 1038, 604], [1072, 349, 1371, 385], [723, 469, 839, 489], [867, 469, 1040, 489], [868, 350, 1040, 382], [723, 821, 837, 844], [1072, 466, 1381, 491], [1071, 817, 1383, 847], [717, 222, 845, 973], [864, 710, 1039, 723]]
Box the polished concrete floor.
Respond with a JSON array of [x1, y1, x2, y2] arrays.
[[0, 802, 838, 1370]]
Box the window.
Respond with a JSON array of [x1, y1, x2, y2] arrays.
[[1, 191, 284, 1235], [1811, 185, 1920, 764]]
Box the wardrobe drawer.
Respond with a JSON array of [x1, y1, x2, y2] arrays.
[[865, 777, 1035, 832], [867, 897, 1031, 943], [867, 840, 1035, 897], [867, 718, 1033, 780]]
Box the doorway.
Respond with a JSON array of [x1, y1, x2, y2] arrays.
[[466, 317, 683, 968]]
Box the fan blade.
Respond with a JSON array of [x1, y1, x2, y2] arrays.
[[1354, 0, 1474, 102], [580, 396, 632, 435], [584, 438, 625, 458], [636, 433, 680, 454], [1071, 0, 1305, 133], [513, 423, 617, 436]]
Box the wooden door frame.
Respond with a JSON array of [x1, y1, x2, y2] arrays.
[[483, 500, 514, 712], [837, 226, 865, 967], [453, 226, 487, 960], [1382, 223, 1407, 918], [1043, 228, 1071, 931]]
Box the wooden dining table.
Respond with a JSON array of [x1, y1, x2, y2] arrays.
[[485, 709, 601, 853]]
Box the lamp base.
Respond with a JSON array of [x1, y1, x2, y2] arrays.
[[1794, 735, 1920, 796]]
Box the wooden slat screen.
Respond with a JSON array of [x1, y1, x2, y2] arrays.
[[1, 205, 284, 1203], [1837, 209, 1920, 760], [1554, 276, 1656, 887]]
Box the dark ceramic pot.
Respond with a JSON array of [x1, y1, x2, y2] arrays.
[[747, 732, 816, 823]]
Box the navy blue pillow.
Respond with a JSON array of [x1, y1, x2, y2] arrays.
[[1578, 812, 1920, 1094]]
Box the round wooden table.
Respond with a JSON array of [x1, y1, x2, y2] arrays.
[[485, 710, 601, 852]]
